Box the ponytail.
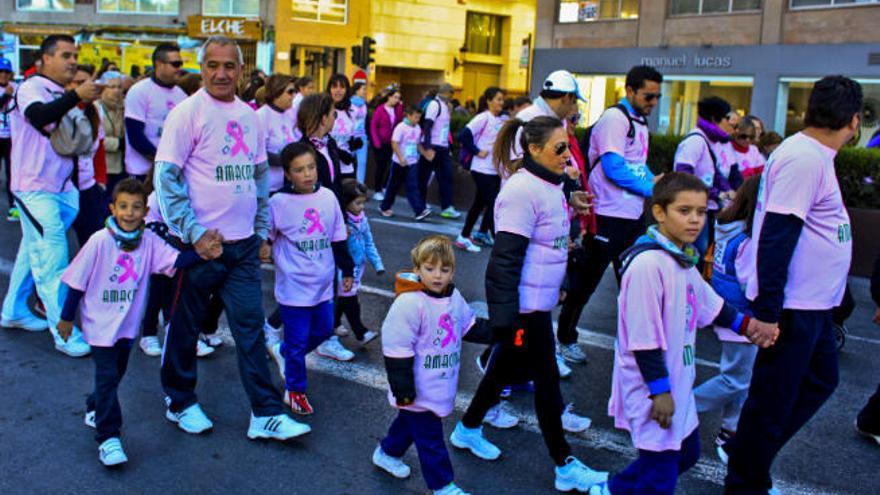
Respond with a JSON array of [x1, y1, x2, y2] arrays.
[[493, 115, 564, 177]]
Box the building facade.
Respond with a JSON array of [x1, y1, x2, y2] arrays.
[[534, 0, 880, 140], [273, 0, 536, 104], [0, 0, 276, 77]]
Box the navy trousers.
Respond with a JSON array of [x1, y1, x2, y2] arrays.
[[87, 339, 134, 443], [381, 409, 454, 490], [608, 428, 701, 495]]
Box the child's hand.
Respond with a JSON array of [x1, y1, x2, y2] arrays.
[[57, 320, 74, 342], [259, 240, 272, 264], [477, 150, 489, 159], [650, 393, 675, 429], [342, 277, 354, 292]]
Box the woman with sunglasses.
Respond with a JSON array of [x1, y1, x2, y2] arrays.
[[256, 74, 300, 194], [732, 116, 766, 179], [450, 116, 608, 494]]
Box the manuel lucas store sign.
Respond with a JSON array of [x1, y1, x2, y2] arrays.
[[532, 43, 880, 142]]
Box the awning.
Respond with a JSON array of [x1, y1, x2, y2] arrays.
[[1, 23, 186, 37]]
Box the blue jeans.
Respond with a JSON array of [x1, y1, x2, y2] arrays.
[[417, 147, 453, 210], [2, 189, 79, 335], [87, 339, 133, 443], [694, 340, 758, 431], [280, 300, 333, 393], [381, 409, 454, 490], [380, 161, 423, 214], [609, 428, 701, 495], [355, 142, 368, 185]]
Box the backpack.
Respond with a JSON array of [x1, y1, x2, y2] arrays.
[[456, 113, 490, 170], [580, 103, 644, 176], [709, 231, 749, 309], [15, 89, 95, 158], [680, 132, 744, 192]]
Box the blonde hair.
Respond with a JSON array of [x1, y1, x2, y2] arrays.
[[410, 235, 456, 270]]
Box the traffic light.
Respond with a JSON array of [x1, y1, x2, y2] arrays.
[[350, 45, 362, 67], [362, 36, 376, 66]]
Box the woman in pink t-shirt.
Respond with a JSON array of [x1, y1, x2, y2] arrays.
[[255, 74, 299, 193], [327, 74, 359, 179]]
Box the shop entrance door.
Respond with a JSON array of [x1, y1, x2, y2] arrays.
[[462, 63, 500, 103]]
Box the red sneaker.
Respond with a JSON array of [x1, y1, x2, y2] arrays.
[[285, 391, 314, 415]]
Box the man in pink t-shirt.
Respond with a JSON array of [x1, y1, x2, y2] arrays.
[[153, 36, 304, 441], [725, 76, 861, 495]]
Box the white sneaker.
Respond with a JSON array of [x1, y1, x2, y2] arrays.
[[203, 332, 224, 347], [556, 352, 572, 379], [372, 191, 385, 202], [455, 235, 482, 253], [264, 319, 282, 347], [196, 339, 215, 357], [316, 336, 355, 362], [558, 342, 587, 364], [247, 413, 311, 440], [54, 328, 91, 357], [449, 422, 501, 461], [372, 445, 411, 479], [717, 445, 729, 465], [84, 410, 96, 428], [483, 403, 519, 429], [139, 336, 161, 357], [361, 330, 379, 345], [434, 483, 471, 495], [268, 342, 286, 381], [98, 438, 128, 466], [554, 456, 608, 492], [166, 403, 213, 434], [1, 314, 48, 331], [334, 324, 350, 337], [561, 403, 592, 433], [588, 482, 612, 495]]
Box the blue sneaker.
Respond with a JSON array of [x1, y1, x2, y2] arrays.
[[247, 413, 311, 441], [555, 456, 608, 492], [54, 327, 91, 357], [1, 314, 48, 332], [472, 231, 494, 247], [434, 482, 471, 495], [166, 403, 213, 434], [449, 422, 501, 460]]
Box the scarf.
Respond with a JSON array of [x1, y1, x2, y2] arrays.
[[620, 225, 700, 275], [732, 140, 750, 153], [697, 117, 731, 143], [106, 216, 145, 252], [309, 135, 328, 150], [351, 95, 366, 107], [346, 211, 364, 223]]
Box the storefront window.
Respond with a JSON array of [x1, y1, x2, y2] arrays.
[[292, 0, 348, 24], [203, 0, 259, 17], [98, 0, 179, 15], [465, 12, 503, 56], [670, 0, 761, 15], [790, 0, 879, 9], [573, 74, 625, 126], [658, 76, 753, 134], [559, 0, 639, 23], [777, 78, 880, 145], [16, 0, 74, 11]]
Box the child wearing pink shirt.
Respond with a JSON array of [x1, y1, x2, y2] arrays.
[[260, 142, 355, 416], [57, 179, 202, 467], [372, 235, 475, 495], [591, 173, 768, 495]]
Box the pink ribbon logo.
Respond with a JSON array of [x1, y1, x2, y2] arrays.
[[439, 313, 456, 348], [304, 208, 324, 234], [226, 120, 250, 157], [639, 132, 648, 160], [282, 125, 294, 143], [116, 253, 138, 284]]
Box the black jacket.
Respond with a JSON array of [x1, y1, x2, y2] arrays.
[[299, 135, 344, 206]]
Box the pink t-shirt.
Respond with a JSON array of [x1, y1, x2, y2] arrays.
[[745, 132, 851, 310], [735, 144, 766, 177], [381, 289, 476, 417], [155, 88, 267, 241], [674, 128, 730, 210], [268, 187, 347, 307], [609, 250, 724, 452], [331, 108, 356, 174], [124, 78, 187, 175], [424, 98, 450, 147], [61, 229, 179, 346], [494, 168, 570, 313], [392, 121, 422, 165], [10, 75, 76, 193], [256, 104, 299, 192], [588, 105, 651, 220], [467, 111, 507, 176]]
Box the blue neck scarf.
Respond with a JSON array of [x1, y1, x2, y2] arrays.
[[620, 225, 700, 275], [106, 216, 145, 252]]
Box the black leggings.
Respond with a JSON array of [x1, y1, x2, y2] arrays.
[[461, 171, 500, 238], [334, 294, 368, 339], [462, 311, 571, 466], [0, 138, 11, 209], [373, 145, 393, 192]]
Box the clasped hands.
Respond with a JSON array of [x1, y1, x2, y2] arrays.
[[195, 229, 224, 260], [745, 317, 780, 348]]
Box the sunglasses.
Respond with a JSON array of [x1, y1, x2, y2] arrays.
[[737, 133, 756, 140], [287, 88, 296, 95], [165, 60, 184, 68], [641, 92, 662, 102], [554, 142, 570, 156]]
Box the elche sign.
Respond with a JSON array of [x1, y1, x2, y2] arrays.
[[187, 15, 261, 41], [640, 53, 733, 70]]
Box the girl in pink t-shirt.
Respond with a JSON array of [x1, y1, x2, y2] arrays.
[[596, 173, 762, 495], [57, 179, 201, 467], [260, 143, 355, 416], [373, 235, 475, 495]]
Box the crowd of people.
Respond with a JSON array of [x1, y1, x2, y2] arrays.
[[0, 32, 878, 495]]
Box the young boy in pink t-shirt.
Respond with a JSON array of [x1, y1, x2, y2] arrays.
[[260, 142, 355, 416], [57, 179, 202, 467], [592, 173, 771, 495], [372, 235, 476, 495]]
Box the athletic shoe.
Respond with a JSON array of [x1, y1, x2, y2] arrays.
[[98, 438, 128, 466], [335, 324, 350, 337], [264, 319, 282, 347], [554, 456, 608, 492], [139, 336, 161, 357], [247, 413, 311, 441], [434, 483, 471, 495], [855, 418, 880, 446], [379, 208, 394, 218], [455, 235, 482, 253], [1, 314, 48, 331], [483, 403, 519, 429], [561, 404, 592, 433], [588, 482, 612, 495], [559, 342, 587, 364], [316, 336, 355, 361], [499, 386, 512, 399], [196, 339, 215, 357], [203, 332, 224, 347], [166, 403, 213, 434], [414, 209, 431, 221], [372, 191, 385, 202], [372, 445, 411, 479], [285, 391, 314, 415], [54, 328, 91, 358], [449, 422, 501, 460], [556, 352, 573, 379], [360, 330, 379, 345], [84, 410, 96, 428], [7, 207, 19, 222], [715, 428, 734, 464], [440, 207, 462, 219], [472, 231, 494, 247], [268, 342, 285, 381]]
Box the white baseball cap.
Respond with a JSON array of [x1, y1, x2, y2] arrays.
[[542, 70, 586, 102]]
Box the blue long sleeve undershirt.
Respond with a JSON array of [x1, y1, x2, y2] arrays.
[[600, 152, 654, 198]]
